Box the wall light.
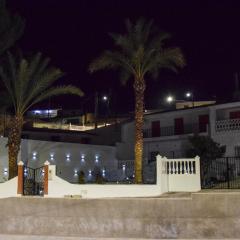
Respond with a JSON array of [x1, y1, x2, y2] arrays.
[[50, 153, 54, 161], [81, 154, 85, 163], [88, 170, 92, 176], [95, 155, 99, 163], [66, 153, 71, 162], [32, 152, 37, 160], [74, 169, 78, 176], [102, 169, 106, 177], [3, 168, 8, 176]]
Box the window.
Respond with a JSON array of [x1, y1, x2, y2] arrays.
[[230, 111, 240, 119], [174, 118, 184, 135], [199, 114, 209, 132], [151, 121, 160, 137]]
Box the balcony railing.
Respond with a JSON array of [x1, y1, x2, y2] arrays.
[[143, 123, 206, 138], [216, 118, 240, 132]]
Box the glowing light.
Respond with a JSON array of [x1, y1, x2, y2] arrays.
[[81, 154, 85, 163], [66, 153, 71, 162], [50, 153, 54, 161], [34, 110, 41, 114], [185, 92, 192, 98], [166, 95, 174, 103], [95, 155, 99, 163], [102, 95, 108, 101], [122, 164, 126, 171], [88, 170, 92, 176], [3, 168, 8, 176], [74, 169, 78, 176]]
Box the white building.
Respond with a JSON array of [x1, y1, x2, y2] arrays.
[[117, 102, 240, 180], [0, 137, 122, 183]]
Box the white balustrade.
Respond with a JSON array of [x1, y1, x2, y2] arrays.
[[157, 155, 201, 193], [216, 119, 240, 132]]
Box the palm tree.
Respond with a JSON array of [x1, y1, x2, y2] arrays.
[[0, 52, 84, 179], [89, 19, 185, 183]]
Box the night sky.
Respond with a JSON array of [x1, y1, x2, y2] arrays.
[[7, 0, 240, 113]]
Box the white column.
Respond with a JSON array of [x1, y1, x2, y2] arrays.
[[209, 107, 216, 137]]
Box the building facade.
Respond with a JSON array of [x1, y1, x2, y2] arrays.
[[117, 102, 240, 181]]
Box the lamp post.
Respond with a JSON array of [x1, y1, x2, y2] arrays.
[[185, 91, 194, 107], [102, 95, 110, 126]]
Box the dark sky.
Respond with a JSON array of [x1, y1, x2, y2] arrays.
[[7, 0, 240, 113]]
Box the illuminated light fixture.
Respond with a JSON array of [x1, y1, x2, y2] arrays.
[[166, 95, 174, 103], [74, 169, 78, 176], [186, 92, 192, 98], [102, 169, 106, 177], [66, 154, 71, 162], [32, 152, 37, 160], [41, 169, 45, 176], [122, 164, 126, 171], [3, 168, 8, 176], [50, 153, 54, 161], [95, 155, 99, 163], [88, 170, 92, 176], [34, 110, 41, 114], [102, 95, 108, 101], [81, 154, 85, 163], [24, 168, 28, 176]]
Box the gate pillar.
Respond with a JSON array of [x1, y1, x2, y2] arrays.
[[44, 161, 50, 195], [17, 161, 24, 195]]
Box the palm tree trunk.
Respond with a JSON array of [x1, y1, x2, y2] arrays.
[[8, 115, 23, 179], [134, 77, 145, 184]]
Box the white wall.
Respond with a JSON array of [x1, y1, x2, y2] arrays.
[[0, 138, 20, 182], [46, 156, 201, 198], [0, 137, 119, 183], [21, 139, 118, 182]]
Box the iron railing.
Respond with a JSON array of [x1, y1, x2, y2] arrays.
[[202, 157, 240, 189]]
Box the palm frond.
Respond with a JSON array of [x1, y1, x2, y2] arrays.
[[89, 50, 135, 74], [90, 18, 185, 83], [0, 52, 84, 115], [25, 85, 84, 113]]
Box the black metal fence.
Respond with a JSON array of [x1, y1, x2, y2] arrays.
[[202, 157, 240, 189]]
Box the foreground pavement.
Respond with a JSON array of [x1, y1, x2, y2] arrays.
[[0, 192, 240, 239]]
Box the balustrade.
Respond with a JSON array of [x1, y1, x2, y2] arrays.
[[216, 119, 240, 132]]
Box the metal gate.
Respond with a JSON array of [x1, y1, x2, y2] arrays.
[[23, 166, 45, 196], [202, 157, 240, 189]]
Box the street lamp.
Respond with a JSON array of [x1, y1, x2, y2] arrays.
[[166, 95, 174, 103], [185, 91, 194, 107], [102, 95, 108, 101]]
